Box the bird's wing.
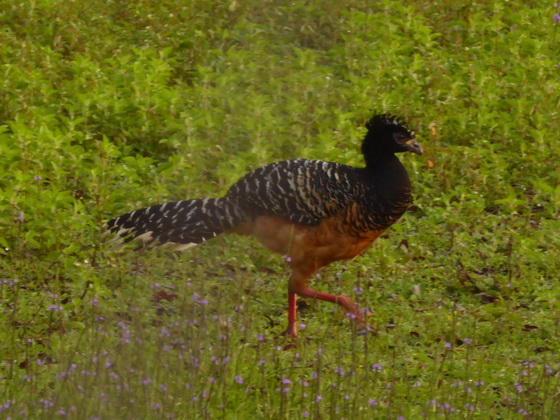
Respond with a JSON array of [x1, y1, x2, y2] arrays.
[[226, 159, 360, 225]]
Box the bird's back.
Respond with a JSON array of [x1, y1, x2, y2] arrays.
[[225, 157, 412, 237]]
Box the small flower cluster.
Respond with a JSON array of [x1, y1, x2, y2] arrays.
[[1, 278, 18, 286], [0, 400, 13, 412], [191, 292, 209, 305]]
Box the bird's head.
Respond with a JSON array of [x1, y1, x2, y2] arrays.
[[361, 114, 423, 162]]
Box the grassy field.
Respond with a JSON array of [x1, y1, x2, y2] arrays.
[[1, 0, 559, 418]]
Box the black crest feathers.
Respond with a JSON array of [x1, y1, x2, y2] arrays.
[[365, 114, 415, 138]]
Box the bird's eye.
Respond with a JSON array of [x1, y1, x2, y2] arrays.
[[393, 133, 407, 142]]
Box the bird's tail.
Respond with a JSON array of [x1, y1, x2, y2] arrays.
[[106, 197, 243, 250]]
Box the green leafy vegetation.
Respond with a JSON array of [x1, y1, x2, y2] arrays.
[[1, 0, 559, 418]]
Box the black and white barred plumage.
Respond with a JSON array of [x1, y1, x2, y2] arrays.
[[107, 114, 422, 250]]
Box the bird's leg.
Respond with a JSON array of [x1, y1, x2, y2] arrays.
[[282, 270, 311, 338], [282, 269, 364, 338], [282, 291, 298, 338], [295, 287, 364, 327]]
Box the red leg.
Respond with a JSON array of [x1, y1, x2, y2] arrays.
[[296, 287, 364, 326], [282, 265, 366, 337], [282, 291, 298, 338]]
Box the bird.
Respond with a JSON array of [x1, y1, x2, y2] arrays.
[[107, 114, 422, 338]]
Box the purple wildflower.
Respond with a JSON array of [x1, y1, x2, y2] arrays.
[[369, 399, 378, 406], [554, 13, 560, 22], [334, 367, 345, 376], [33, 175, 43, 181], [444, 342, 452, 349], [18, 211, 24, 221], [360, 307, 371, 316], [371, 363, 382, 371], [303, 412, 310, 418], [463, 338, 471, 345], [234, 375, 243, 384], [40, 399, 53, 409]]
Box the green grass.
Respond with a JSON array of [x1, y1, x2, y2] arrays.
[[1, 0, 559, 418]]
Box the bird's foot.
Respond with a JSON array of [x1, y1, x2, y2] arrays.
[[280, 324, 298, 340]]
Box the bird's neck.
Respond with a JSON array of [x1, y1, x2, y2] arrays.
[[364, 151, 399, 171], [364, 153, 411, 191]]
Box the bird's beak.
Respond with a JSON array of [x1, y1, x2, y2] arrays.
[[404, 139, 423, 155]]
